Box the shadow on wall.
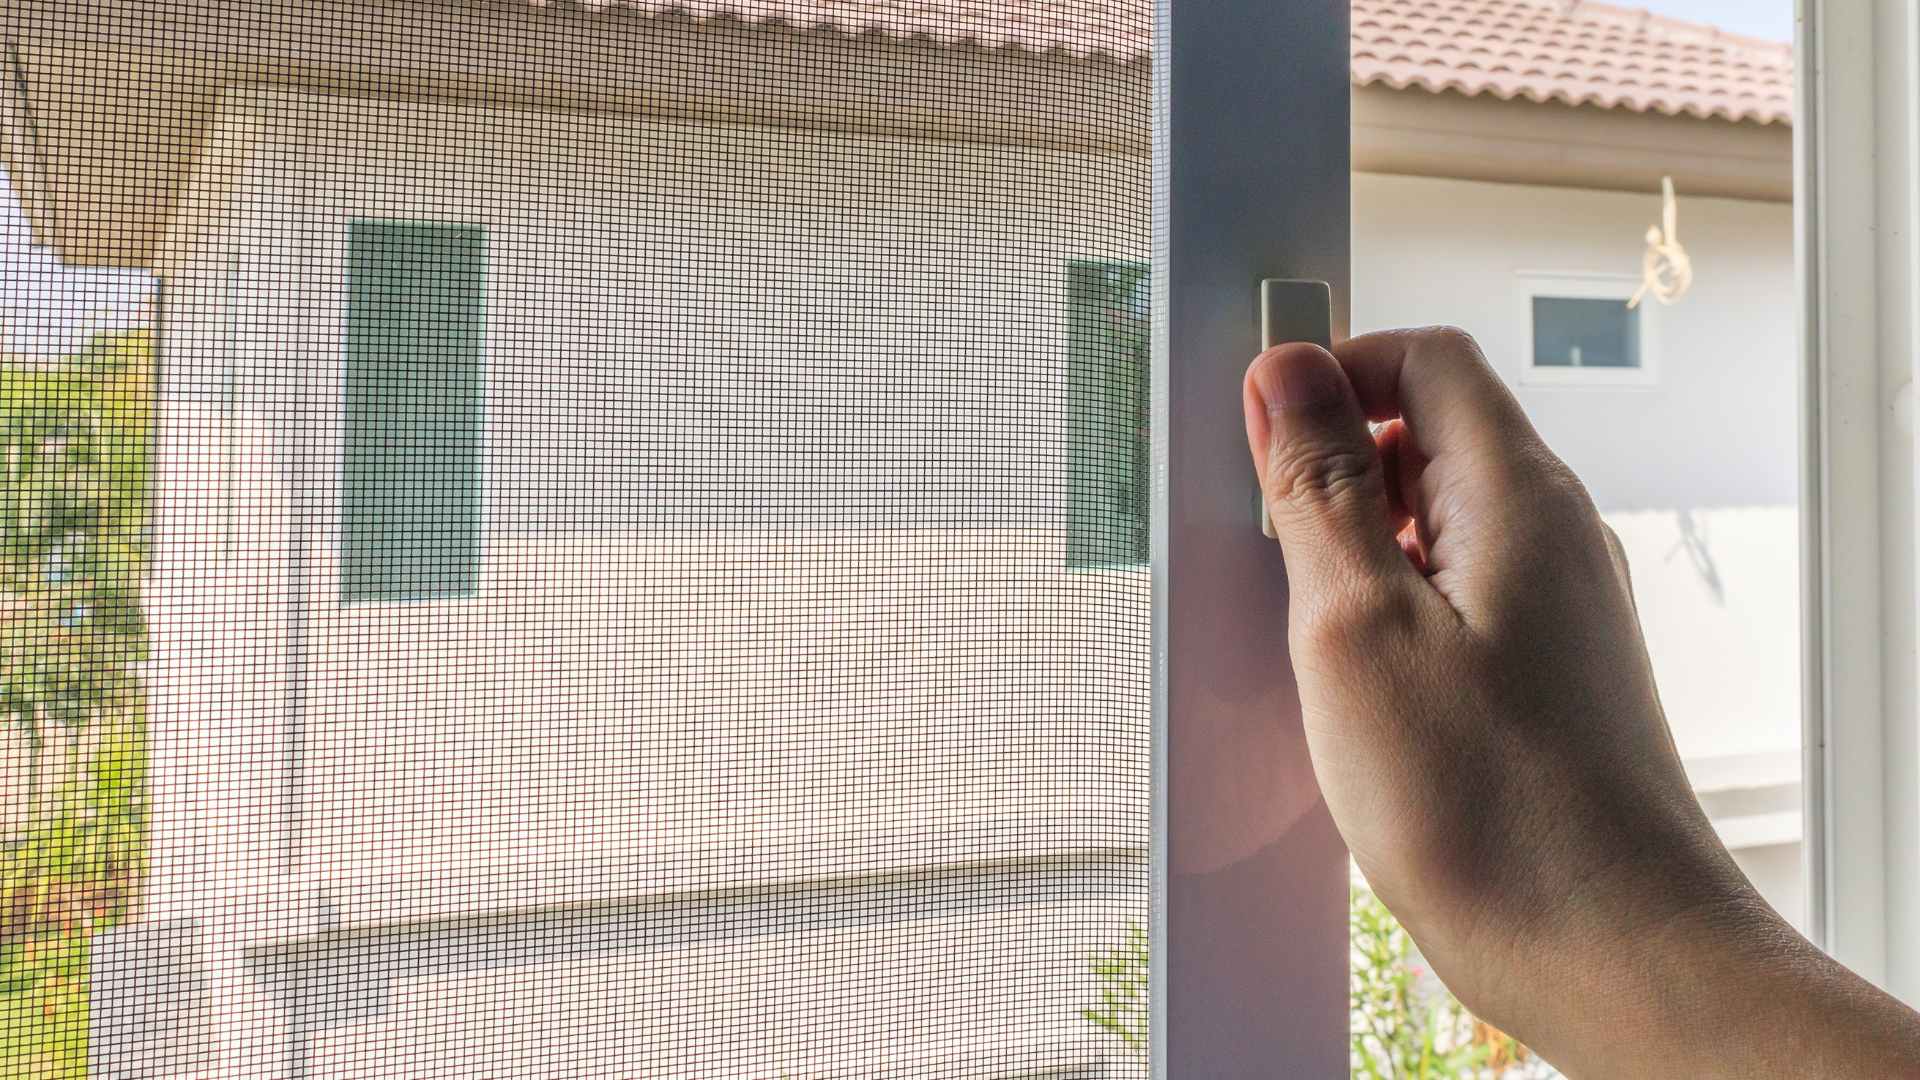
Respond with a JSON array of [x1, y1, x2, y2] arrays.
[[1606, 504, 1800, 760], [1671, 509, 1725, 605]]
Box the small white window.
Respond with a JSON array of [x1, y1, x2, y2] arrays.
[[1516, 272, 1658, 387]]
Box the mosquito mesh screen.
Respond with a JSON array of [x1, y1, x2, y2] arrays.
[[2, 1, 1152, 1076]]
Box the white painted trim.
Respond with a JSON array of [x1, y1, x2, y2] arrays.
[[1685, 750, 1803, 794], [1714, 811, 1805, 852], [1899, 0, 1920, 1000], [1798, 0, 1920, 1004], [1351, 84, 1793, 204], [1514, 270, 1660, 388]]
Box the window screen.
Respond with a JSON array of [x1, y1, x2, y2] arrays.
[[2, 2, 1152, 1077]]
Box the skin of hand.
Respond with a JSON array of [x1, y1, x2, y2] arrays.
[[1243, 327, 1920, 1078]]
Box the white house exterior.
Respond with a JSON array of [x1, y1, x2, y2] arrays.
[[1352, 172, 1804, 926], [141, 86, 1155, 1077], [2, 0, 1801, 1075]]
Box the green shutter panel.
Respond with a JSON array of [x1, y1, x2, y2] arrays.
[[1067, 260, 1150, 568], [343, 220, 486, 602]]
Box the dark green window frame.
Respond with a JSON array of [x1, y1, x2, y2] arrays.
[[343, 219, 486, 603], [1066, 260, 1150, 569]]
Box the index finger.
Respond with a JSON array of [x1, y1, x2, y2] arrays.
[[1332, 326, 1536, 465]]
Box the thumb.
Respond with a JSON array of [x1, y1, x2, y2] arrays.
[[1244, 344, 1411, 600]]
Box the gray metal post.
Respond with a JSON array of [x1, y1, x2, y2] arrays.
[[1151, 1, 1352, 1075]]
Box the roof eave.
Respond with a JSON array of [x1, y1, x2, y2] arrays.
[[6, 0, 1792, 271], [1354, 83, 1793, 203], [1, 42, 54, 251]]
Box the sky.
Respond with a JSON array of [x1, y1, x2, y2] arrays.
[[1639, 0, 1794, 41], [0, 0, 1797, 356], [1, 185, 153, 357]]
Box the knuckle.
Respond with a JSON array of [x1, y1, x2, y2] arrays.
[[1600, 521, 1637, 588], [1502, 461, 1630, 585], [1503, 442, 1595, 521], [1421, 324, 1485, 358], [1264, 439, 1380, 509], [1599, 521, 1626, 559], [1410, 325, 1496, 377]]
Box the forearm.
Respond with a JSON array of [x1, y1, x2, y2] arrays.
[[1536, 892, 1920, 1078]]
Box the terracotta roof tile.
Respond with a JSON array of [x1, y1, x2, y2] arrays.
[[1350, 0, 1793, 125], [537, 0, 1151, 60], [542, 0, 1793, 124]]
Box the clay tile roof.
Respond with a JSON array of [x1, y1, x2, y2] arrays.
[[1350, 0, 1794, 125], [539, 0, 1152, 60], [546, 0, 1793, 125]]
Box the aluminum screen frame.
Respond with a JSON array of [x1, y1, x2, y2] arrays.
[[1152, 1, 1353, 1075]]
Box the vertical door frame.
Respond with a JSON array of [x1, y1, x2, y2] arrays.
[[1150, 0, 1920, 1066], [1798, 0, 1920, 1003], [1152, 1, 1352, 1075]]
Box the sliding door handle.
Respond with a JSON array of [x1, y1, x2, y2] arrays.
[[1256, 279, 1335, 538]]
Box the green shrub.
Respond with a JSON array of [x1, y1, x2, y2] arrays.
[[1081, 886, 1530, 1078], [1081, 921, 1149, 1062], [1349, 884, 1503, 1079], [1, 329, 153, 1079]]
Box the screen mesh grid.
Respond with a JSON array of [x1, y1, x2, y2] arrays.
[[1, 1, 1153, 1076]]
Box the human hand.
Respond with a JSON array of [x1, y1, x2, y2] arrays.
[[1243, 327, 1920, 1077]]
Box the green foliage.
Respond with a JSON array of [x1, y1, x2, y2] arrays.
[[1, 329, 153, 1079], [1350, 884, 1497, 1079], [1081, 922, 1149, 1061], [0, 930, 90, 1079], [1080, 891, 1527, 1077]]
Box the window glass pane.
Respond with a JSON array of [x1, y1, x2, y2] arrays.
[[1351, 2, 1799, 1073], [343, 220, 486, 602], [1067, 260, 1149, 568], [1532, 296, 1640, 369]]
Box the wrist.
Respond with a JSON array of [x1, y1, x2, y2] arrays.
[[1521, 879, 1920, 1078], [1474, 851, 1778, 1075], [1576, 887, 1788, 1077]]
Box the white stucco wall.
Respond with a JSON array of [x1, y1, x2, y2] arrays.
[[1354, 172, 1804, 926], [148, 86, 1153, 1078], [1354, 172, 1799, 513]]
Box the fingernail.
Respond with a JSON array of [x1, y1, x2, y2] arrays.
[[1250, 346, 1344, 414]]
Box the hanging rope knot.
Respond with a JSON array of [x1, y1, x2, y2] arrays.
[[1630, 176, 1693, 309]]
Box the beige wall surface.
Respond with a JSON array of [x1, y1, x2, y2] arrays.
[[1354, 172, 1799, 513], [1353, 171, 1805, 927], [225, 87, 1151, 918], [145, 86, 1153, 1078]]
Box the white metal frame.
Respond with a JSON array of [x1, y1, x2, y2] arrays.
[[1513, 270, 1661, 388], [1798, 0, 1920, 1003]]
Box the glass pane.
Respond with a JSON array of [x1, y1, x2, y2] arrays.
[[1532, 297, 1640, 368], [343, 220, 486, 603], [2, 3, 1153, 1075], [1351, 0, 1798, 1074]]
